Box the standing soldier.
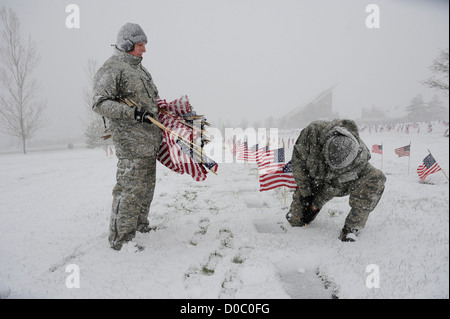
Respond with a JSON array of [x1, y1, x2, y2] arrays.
[[92, 23, 162, 250], [286, 119, 386, 242]]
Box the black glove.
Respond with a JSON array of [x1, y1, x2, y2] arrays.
[[300, 195, 320, 224], [300, 206, 320, 224], [301, 195, 315, 208], [134, 107, 153, 125]]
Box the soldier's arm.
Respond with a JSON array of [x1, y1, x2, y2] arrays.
[[92, 68, 135, 120]]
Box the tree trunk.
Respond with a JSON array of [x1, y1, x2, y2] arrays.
[[22, 134, 26, 154]]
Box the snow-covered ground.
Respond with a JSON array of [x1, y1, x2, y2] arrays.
[[0, 123, 448, 299]]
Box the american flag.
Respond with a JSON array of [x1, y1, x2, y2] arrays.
[[247, 144, 261, 162], [395, 144, 410, 157], [255, 145, 269, 166], [156, 96, 218, 182], [236, 141, 248, 161], [229, 139, 241, 156], [258, 147, 285, 175], [372, 144, 383, 155], [417, 154, 442, 181], [157, 95, 191, 116], [238, 143, 260, 162], [259, 160, 298, 192]]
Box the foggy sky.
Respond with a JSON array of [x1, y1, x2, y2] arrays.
[[0, 0, 449, 142]]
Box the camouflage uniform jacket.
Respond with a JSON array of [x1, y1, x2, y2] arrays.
[[92, 47, 162, 158], [291, 119, 371, 198]]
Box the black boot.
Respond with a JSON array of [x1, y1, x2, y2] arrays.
[[286, 206, 320, 227], [137, 223, 155, 233], [286, 211, 306, 227], [339, 225, 359, 242]]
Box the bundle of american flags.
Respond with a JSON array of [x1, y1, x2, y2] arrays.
[[120, 96, 218, 182], [156, 96, 218, 181]]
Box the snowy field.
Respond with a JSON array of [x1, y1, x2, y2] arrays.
[[0, 123, 448, 300]]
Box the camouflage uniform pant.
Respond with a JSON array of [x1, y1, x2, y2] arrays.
[[289, 163, 386, 229], [109, 156, 157, 249]]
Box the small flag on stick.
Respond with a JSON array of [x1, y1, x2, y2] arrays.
[[395, 142, 411, 174], [372, 143, 383, 169], [395, 144, 411, 157], [417, 153, 442, 182], [372, 144, 383, 155], [259, 161, 298, 192], [258, 147, 285, 175]]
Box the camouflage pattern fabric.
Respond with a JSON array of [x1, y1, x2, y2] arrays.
[[92, 47, 161, 250], [92, 47, 162, 158], [289, 119, 386, 230], [109, 156, 157, 250]]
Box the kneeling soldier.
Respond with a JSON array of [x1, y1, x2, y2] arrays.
[[286, 119, 386, 242]]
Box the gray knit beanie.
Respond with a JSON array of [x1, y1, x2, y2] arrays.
[[324, 133, 359, 170], [116, 23, 147, 52]]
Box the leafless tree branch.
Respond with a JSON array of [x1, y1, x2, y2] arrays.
[[422, 48, 449, 94], [0, 6, 46, 153]]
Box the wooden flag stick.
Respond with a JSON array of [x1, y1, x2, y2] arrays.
[[408, 141, 411, 175], [428, 149, 449, 182], [283, 140, 286, 205], [245, 137, 248, 169], [256, 158, 259, 180]]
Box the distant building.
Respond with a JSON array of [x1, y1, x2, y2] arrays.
[[356, 105, 399, 125], [359, 105, 389, 122], [279, 86, 338, 129]]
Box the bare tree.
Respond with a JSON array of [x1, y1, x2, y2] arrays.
[[423, 48, 449, 94], [83, 59, 98, 123], [83, 58, 112, 149], [0, 7, 45, 154]]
